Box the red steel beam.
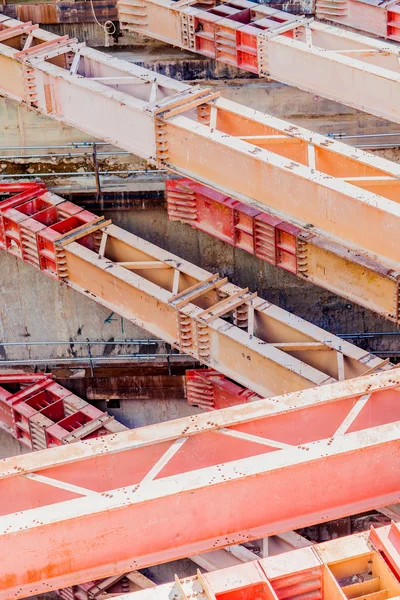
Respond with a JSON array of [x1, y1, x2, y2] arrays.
[[0, 373, 126, 449], [186, 368, 262, 410], [166, 178, 400, 323], [0, 370, 399, 598]]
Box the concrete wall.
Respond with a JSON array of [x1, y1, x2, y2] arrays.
[[0, 251, 151, 361], [0, 428, 30, 458]]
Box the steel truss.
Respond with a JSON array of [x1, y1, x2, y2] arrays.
[[0, 370, 399, 598], [1, 17, 400, 280], [0, 184, 388, 397], [118, 0, 400, 125], [0, 371, 316, 600]]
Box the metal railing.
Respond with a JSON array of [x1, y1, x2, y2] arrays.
[[0, 339, 193, 375], [0, 333, 399, 374]]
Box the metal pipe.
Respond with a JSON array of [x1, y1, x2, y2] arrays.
[[2, 332, 399, 346], [0, 354, 190, 365], [0, 143, 111, 150], [0, 169, 169, 179], [0, 151, 130, 160], [328, 132, 400, 139], [0, 340, 163, 346], [0, 132, 399, 152]]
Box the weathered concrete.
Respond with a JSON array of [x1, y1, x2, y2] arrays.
[[93, 398, 199, 429], [0, 428, 30, 459], [0, 251, 151, 361]]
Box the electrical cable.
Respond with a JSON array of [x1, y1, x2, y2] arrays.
[[89, 0, 117, 36]]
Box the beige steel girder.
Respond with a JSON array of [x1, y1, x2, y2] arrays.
[[0, 184, 387, 396], [59, 223, 387, 396], [0, 369, 399, 599], [1, 17, 400, 273], [118, 0, 400, 125]]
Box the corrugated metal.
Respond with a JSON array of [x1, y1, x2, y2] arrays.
[[16, 4, 58, 25]]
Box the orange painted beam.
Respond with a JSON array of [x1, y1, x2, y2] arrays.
[[0, 370, 399, 598], [1, 18, 400, 271], [0, 185, 388, 399]]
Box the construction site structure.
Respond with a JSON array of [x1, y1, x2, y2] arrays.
[[1, 7, 400, 600], [0, 369, 400, 599], [2, 17, 400, 267], [1, 0, 399, 44], [166, 178, 400, 323], [0, 184, 389, 398], [117, 0, 400, 125], [0, 372, 126, 449], [0, 1, 118, 26], [0, 371, 322, 600]]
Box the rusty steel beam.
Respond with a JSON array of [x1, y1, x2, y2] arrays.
[[167, 178, 400, 324], [0, 183, 387, 397], [118, 0, 400, 125], [1, 18, 400, 272], [0, 370, 400, 598], [91, 525, 400, 600]]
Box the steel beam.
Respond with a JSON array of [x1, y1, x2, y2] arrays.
[[167, 178, 400, 324], [315, 0, 400, 42], [61, 223, 388, 396], [0, 372, 311, 599], [0, 373, 127, 449], [0, 370, 400, 598], [1, 18, 400, 270], [0, 184, 386, 397], [118, 0, 400, 124]]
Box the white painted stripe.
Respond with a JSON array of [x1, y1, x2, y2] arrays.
[[333, 393, 371, 437], [23, 473, 97, 496], [217, 428, 292, 449], [141, 437, 188, 483]]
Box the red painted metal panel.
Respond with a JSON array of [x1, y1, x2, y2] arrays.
[[0, 373, 126, 449], [166, 178, 300, 274], [186, 368, 261, 410], [0, 185, 100, 275]]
